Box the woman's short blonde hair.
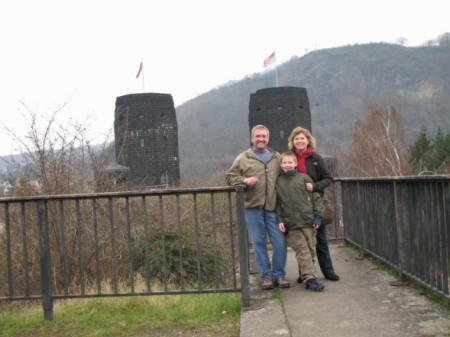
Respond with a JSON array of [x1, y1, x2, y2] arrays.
[[287, 127, 317, 150]]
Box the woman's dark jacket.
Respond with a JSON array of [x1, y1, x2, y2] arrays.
[[303, 152, 333, 196]]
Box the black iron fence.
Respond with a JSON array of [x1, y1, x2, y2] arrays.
[[0, 186, 250, 320], [2, 176, 448, 320], [337, 175, 450, 300]]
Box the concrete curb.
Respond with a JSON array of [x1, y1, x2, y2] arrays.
[[239, 274, 289, 337]]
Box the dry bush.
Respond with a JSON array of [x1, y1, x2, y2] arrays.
[[1, 104, 238, 297], [2, 190, 238, 296]]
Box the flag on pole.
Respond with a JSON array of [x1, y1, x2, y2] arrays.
[[136, 61, 143, 78], [263, 51, 276, 68]]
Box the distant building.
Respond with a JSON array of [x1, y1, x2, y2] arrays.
[[114, 93, 180, 188], [248, 87, 311, 153], [248, 86, 337, 174]]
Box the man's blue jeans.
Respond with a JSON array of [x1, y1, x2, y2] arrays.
[[245, 208, 287, 279]]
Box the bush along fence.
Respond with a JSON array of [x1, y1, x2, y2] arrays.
[[0, 186, 250, 320]]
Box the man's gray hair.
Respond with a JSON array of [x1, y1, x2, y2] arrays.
[[251, 124, 270, 137]]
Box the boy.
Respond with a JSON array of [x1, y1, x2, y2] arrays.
[[276, 151, 325, 291]]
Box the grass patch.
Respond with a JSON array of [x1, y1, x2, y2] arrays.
[[0, 293, 241, 337], [271, 288, 282, 301], [408, 283, 450, 311]]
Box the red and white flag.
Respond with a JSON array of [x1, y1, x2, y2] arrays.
[[136, 61, 143, 78], [263, 51, 276, 68]]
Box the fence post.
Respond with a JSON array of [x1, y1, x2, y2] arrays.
[[357, 182, 367, 254], [38, 200, 53, 320], [235, 185, 250, 308], [391, 181, 409, 285]]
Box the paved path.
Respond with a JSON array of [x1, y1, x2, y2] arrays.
[[240, 244, 450, 337]]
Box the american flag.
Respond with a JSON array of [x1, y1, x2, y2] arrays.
[[263, 51, 276, 68]]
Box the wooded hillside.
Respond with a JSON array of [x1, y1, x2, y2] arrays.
[[176, 42, 450, 181]]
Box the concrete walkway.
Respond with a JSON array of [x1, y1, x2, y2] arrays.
[[240, 244, 450, 337]]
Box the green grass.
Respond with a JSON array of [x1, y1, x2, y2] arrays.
[[271, 288, 282, 301], [0, 293, 241, 337], [409, 282, 450, 311]]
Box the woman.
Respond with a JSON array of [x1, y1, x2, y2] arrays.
[[287, 126, 340, 282]]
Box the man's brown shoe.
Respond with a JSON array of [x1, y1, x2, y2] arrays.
[[274, 277, 290, 288], [262, 277, 273, 290]]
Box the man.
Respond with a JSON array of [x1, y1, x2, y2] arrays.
[[225, 125, 289, 290]]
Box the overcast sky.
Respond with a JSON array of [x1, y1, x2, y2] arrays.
[[1, 0, 448, 156]]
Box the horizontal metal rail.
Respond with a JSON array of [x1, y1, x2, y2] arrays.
[[0, 186, 249, 320], [336, 175, 450, 300], [2, 175, 448, 320]]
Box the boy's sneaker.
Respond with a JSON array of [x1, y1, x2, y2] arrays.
[[262, 277, 273, 290], [274, 277, 290, 288], [306, 278, 325, 292]]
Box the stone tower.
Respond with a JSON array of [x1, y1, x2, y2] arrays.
[[114, 93, 180, 187], [248, 87, 311, 153]]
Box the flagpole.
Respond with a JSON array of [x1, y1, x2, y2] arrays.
[[274, 62, 279, 87], [141, 58, 145, 93], [136, 59, 145, 92]]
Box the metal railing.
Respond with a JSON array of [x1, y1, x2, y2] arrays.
[[2, 175, 449, 320], [0, 186, 250, 320], [337, 175, 450, 300]]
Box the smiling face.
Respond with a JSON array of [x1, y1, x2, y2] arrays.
[[251, 127, 269, 151], [293, 132, 309, 153], [280, 153, 297, 172]]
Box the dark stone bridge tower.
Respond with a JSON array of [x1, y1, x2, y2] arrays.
[[248, 87, 311, 153], [114, 93, 180, 187]]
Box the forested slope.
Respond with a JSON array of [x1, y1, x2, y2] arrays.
[[176, 43, 450, 181]]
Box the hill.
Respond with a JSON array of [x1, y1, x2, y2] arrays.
[[176, 42, 450, 181]]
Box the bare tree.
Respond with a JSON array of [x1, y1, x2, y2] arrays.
[[1, 102, 127, 294], [342, 99, 410, 177], [4, 101, 114, 195]]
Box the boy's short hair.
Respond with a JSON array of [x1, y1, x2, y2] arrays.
[[280, 151, 298, 162]]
